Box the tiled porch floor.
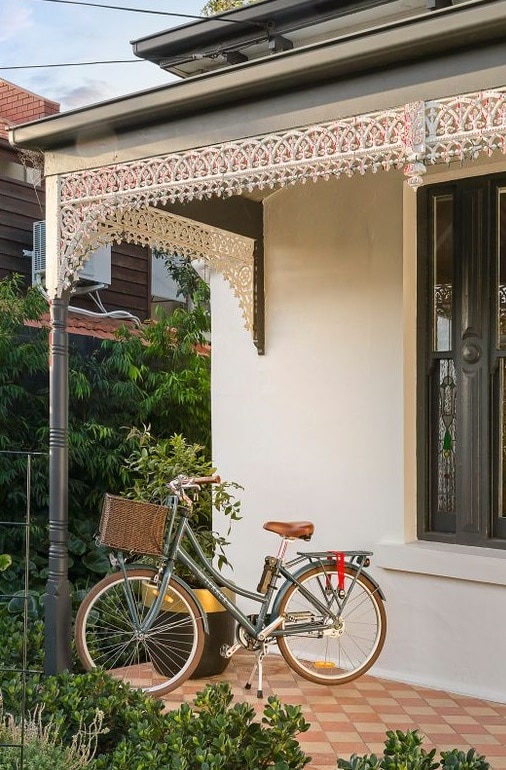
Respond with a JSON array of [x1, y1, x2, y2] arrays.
[[163, 650, 506, 770]]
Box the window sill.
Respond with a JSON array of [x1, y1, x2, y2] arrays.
[[375, 541, 506, 586]]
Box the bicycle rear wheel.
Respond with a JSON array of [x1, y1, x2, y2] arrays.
[[277, 564, 386, 685], [75, 567, 205, 697]]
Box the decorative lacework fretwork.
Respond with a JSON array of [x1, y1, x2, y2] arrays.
[[57, 205, 255, 330], [52, 87, 506, 339], [425, 90, 506, 165], [60, 106, 413, 207]]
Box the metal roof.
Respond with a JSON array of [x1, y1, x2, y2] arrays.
[[9, 0, 506, 152], [131, 0, 434, 78]]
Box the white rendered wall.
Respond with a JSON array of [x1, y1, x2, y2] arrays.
[[211, 167, 506, 703]]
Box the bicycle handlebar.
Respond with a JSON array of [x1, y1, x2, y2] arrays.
[[187, 474, 221, 486], [168, 474, 221, 506]]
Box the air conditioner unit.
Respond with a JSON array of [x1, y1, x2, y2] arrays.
[[151, 252, 181, 302], [32, 221, 112, 288]]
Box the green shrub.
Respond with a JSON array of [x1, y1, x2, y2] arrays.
[[12, 668, 166, 756], [440, 749, 490, 770], [96, 680, 311, 770], [0, 273, 211, 600], [0, 603, 45, 707], [122, 428, 242, 572], [337, 730, 489, 770], [2, 670, 310, 770]]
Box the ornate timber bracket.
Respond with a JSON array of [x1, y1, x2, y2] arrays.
[[54, 201, 255, 332]]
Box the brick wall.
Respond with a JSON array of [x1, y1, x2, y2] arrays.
[[0, 78, 60, 139]]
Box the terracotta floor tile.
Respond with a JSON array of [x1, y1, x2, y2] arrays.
[[161, 650, 506, 770], [486, 725, 506, 735]]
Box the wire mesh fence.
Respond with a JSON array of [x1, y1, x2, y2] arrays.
[[0, 449, 48, 766]]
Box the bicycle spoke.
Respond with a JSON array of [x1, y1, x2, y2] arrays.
[[277, 564, 386, 684], [75, 569, 205, 696]]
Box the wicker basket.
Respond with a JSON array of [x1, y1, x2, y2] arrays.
[[98, 494, 169, 556]]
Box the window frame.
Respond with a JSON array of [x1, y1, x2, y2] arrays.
[[417, 173, 506, 549]]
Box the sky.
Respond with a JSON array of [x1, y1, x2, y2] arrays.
[[0, 0, 208, 112]]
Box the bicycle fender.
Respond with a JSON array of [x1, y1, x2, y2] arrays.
[[271, 559, 385, 618], [170, 574, 210, 635]]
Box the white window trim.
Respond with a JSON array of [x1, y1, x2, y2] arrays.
[[375, 541, 506, 586]]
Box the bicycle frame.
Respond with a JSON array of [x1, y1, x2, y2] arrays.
[[115, 492, 378, 643]]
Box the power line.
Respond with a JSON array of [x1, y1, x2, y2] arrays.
[[0, 61, 141, 70], [1, 0, 269, 72], [29, 0, 266, 27]]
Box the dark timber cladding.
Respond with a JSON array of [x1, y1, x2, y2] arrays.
[[0, 174, 43, 284], [0, 163, 151, 319]]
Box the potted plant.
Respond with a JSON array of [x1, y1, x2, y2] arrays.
[[121, 426, 242, 678]]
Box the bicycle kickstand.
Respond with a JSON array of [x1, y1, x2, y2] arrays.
[[245, 643, 267, 699]]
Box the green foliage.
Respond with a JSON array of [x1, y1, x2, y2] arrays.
[[337, 730, 489, 770], [1, 672, 310, 770], [122, 427, 242, 571], [94, 680, 310, 770], [3, 668, 166, 757], [0, 601, 45, 669], [0, 704, 103, 770], [0, 554, 11, 571], [154, 252, 210, 307], [440, 749, 490, 770], [0, 273, 211, 600], [201, 0, 258, 15], [0, 602, 46, 716]]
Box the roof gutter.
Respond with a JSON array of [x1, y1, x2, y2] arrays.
[[10, 0, 506, 151], [131, 0, 395, 64]]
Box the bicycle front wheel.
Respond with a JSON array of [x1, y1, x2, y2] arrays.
[[75, 568, 205, 697], [277, 564, 386, 685]]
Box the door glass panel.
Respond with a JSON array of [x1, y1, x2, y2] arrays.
[[436, 359, 456, 514], [433, 194, 454, 352], [498, 361, 506, 519], [498, 188, 506, 349]]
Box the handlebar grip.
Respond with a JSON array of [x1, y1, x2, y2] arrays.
[[190, 474, 221, 485]]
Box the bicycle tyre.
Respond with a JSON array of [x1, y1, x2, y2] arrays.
[[75, 567, 205, 697], [276, 563, 386, 685]]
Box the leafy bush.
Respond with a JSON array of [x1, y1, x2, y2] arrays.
[[122, 427, 242, 570], [1, 670, 310, 770], [96, 679, 311, 770], [6, 668, 166, 757], [337, 730, 489, 770], [0, 273, 212, 600]]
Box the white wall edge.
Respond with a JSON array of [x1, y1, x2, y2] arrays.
[[375, 541, 506, 586], [370, 661, 506, 705]]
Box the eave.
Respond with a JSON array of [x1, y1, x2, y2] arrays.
[[10, 0, 506, 153]]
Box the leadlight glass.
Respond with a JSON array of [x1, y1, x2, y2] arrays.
[[433, 194, 454, 353], [498, 189, 506, 349], [498, 189, 506, 519], [437, 359, 456, 514], [499, 361, 506, 519]]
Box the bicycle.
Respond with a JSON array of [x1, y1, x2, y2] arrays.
[[75, 474, 387, 697]]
